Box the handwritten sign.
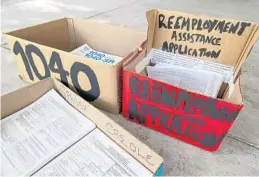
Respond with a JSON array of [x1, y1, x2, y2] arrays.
[[122, 72, 243, 151], [121, 9, 258, 152], [147, 9, 258, 68], [105, 122, 154, 166], [12, 40, 101, 102], [158, 14, 251, 58], [56, 82, 161, 171]]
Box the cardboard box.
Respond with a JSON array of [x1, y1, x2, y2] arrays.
[[122, 9, 259, 152], [1, 78, 164, 176], [5, 18, 146, 114]]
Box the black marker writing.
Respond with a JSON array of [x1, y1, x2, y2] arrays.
[[106, 122, 154, 166], [129, 76, 239, 122], [128, 99, 227, 147], [13, 40, 101, 102], [171, 31, 221, 46], [158, 14, 251, 36], [162, 41, 221, 59]]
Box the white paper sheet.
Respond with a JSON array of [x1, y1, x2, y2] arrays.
[[33, 129, 153, 176], [149, 48, 234, 83], [72, 44, 123, 65], [0, 89, 96, 176], [146, 65, 224, 98]]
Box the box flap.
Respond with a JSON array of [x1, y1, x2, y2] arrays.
[[1, 78, 53, 119], [1, 78, 163, 175], [146, 9, 259, 80], [53, 79, 164, 174], [71, 18, 147, 57], [6, 18, 71, 51]]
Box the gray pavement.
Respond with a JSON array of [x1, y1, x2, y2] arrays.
[[1, 0, 259, 175]]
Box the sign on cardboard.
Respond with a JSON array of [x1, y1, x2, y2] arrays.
[[122, 36, 246, 151], [5, 18, 146, 114], [120, 9, 258, 151], [54, 79, 164, 173], [8, 39, 110, 107], [123, 70, 243, 152], [1, 78, 164, 175], [146, 9, 259, 79]]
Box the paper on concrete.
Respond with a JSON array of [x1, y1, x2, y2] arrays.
[[72, 43, 123, 65], [33, 128, 153, 176], [0, 89, 96, 176], [149, 48, 234, 83], [146, 65, 224, 97]]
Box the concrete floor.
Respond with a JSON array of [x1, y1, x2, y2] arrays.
[[1, 0, 259, 175]]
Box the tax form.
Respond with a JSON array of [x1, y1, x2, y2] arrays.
[[148, 48, 234, 83], [33, 129, 153, 176], [146, 65, 224, 98], [1, 89, 96, 176], [72, 44, 123, 65]]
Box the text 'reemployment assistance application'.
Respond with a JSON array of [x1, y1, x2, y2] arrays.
[[1, 90, 152, 177]]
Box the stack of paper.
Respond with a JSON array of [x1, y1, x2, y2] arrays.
[[72, 44, 122, 65], [1, 90, 96, 176], [1, 90, 152, 177], [34, 129, 153, 176], [146, 49, 234, 98]]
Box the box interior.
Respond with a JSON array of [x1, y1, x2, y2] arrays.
[[124, 47, 243, 105], [6, 18, 146, 58]]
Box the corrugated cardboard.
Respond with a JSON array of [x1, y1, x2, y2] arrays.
[[121, 10, 258, 152], [146, 9, 259, 80], [5, 18, 146, 114], [1, 78, 164, 176]]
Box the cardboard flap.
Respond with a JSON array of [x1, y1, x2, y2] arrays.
[[53, 79, 164, 174], [6, 18, 71, 51], [234, 27, 259, 79], [72, 18, 146, 57], [146, 9, 259, 80], [1, 78, 53, 119], [1, 78, 163, 175], [123, 40, 147, 68]]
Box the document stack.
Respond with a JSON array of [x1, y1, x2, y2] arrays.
[[146, 49, 234, 98], [1, 90, 152, 176], [72, 43, 123, 65]]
